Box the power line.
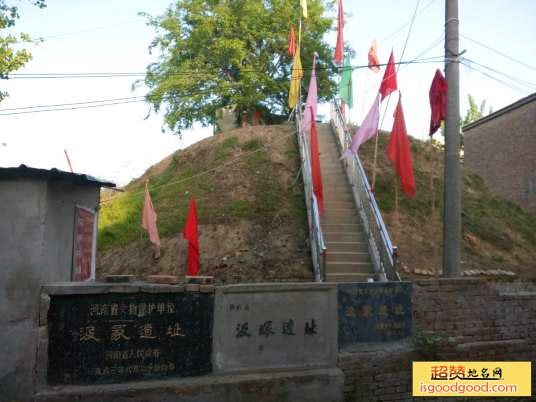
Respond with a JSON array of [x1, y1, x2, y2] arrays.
[[1, 57, 445, 116], [34, 19, 145, 41], [0, 99, 146, 116], [377, 0, 437, 48], [460, 34, 536, 72], [5, 58, 444, 80], [460, 60, 532, 95], [100, 128, 298, 205], [0, 96, 145, 112], [461, 57, 536, 91]]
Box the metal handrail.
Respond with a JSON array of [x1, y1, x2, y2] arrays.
[[294, 101, 327, 282], [330, 100, 400, 281]]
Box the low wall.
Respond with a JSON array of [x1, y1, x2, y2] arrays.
[[338, 278, 536, 402], [8, 278, 536, 401]]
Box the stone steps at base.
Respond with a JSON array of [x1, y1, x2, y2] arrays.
[[325, 272, 378, 282], [326, 251, 370, 264], [323, 232, 365, 242], [326, 261, 374, 274], [325, 241, 368, 253]]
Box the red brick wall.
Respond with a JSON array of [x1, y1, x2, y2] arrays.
[[337, 278, 536, 401], [464, 98, 536, 213]]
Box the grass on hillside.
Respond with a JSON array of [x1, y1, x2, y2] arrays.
[[358, 131, 536, 274], [98, 129, 307, 252]]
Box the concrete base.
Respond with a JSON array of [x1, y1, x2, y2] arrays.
[[35, 368, 345, 402]]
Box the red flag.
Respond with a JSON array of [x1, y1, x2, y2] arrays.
[[334, 0, 344, 63], [288, 26, 296, 56], [141, 182, 161, 249], [429, 69, 448, 136], [379, 51, 397, 101], [183, 197, 200, 276], [367, 39, 380, 73], [386, 97, 415, 198], [309, 108, 324, 214]]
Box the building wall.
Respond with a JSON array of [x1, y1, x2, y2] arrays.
[[0, 178, 100, 402], [464, 98, 536, 213], [338, 278, 536, 401]]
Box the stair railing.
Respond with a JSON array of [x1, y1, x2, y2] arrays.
[[330, 101, 400, 281], [294, 101, 327, 282]]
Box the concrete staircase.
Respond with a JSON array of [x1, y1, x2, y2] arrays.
[[316, 123, 377, 282]]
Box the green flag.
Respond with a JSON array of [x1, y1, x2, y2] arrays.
[[339, 55, 353, 109]]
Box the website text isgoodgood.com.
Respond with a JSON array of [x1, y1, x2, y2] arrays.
[[419, 381, 518, 395]]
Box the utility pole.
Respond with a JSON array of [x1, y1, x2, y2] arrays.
[[443, 0, 461, 277]]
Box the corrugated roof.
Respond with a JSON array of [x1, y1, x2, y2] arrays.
[[0, 165, 116, 188]]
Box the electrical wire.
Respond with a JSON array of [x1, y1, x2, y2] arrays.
[[33, 19, 145, 41], [461, 57, 536, 91], [99, 128, 298, 205], [5, 58, 445, 79], [460, 60, 532, 95], [461, 34, 536, 73]]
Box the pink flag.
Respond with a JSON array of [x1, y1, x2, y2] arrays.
[[340, 94, 380, 159], [310, 107, 324, 214], [301, 57, 318, 133], [141, 182, 161, 249]]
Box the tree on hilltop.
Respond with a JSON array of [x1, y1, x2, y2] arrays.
[[139, 0, 338, 134], [0, 0, 46, 103]]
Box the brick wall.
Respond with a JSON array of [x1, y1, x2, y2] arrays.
[[338, 278, 536, 401], [464, 95, 536, 213]]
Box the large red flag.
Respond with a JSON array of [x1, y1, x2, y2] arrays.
[[334, 0, 344, 63], [183, 197, 200, 276], [379, 51, 397, 101], [309, 107, 324, 214], [288, 26, 296, 56], [386, 97, 415, 198], [429, 68, 448, 136]]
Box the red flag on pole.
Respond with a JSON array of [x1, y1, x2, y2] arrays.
[[379, 50, 398, 101], [334, 0, 344, 63], [183, 197, 200, 276], [429, 68, 448, 136], [386, 97, 415, 198], [288, 26, 296, 56], [141, 182, 161, 249], [309, 107, 324, 214]]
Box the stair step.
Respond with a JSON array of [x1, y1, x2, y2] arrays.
[[325, 272, 378, 283], [325, 241, 368, 253], [324, 232, 366, 242], [326, 262, 374, 274], [322, 208, 357, 217], [326, 251, 370, 263], [321, 216, 360, 225], [324, 201, 355, 209], [322, 223, 363, 232]]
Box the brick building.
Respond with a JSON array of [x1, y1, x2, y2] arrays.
[[464, 93, 536, 213]]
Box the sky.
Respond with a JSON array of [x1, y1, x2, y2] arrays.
[[1, 0, 535, 186]]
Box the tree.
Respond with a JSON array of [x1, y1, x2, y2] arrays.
[[462, 94, 492, 127], [139, 0, 338, 134], [460, 94, 492, 149], [0, 1, 46, 103]]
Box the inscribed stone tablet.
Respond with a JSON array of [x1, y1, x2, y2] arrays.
[[338, 282, 412, 347], [212, 283, 337, 372], [47, 291, 213, 385]]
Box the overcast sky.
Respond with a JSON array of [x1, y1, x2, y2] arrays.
[[1, 0, 534, 186]]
